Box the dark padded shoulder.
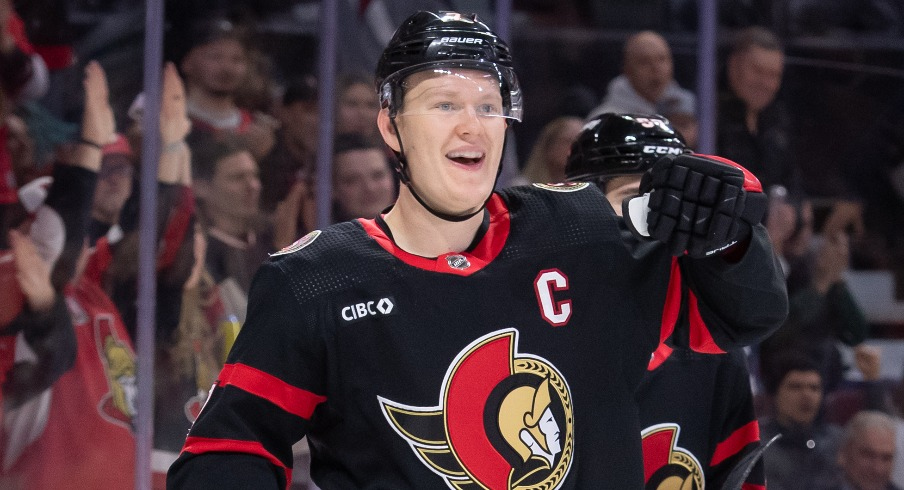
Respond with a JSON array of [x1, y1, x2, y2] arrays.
[[264, 221, 398, 306], [268, 221, 364, 263], [496, 183, 619, 260]]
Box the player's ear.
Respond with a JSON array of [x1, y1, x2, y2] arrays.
[[377, 108, 401, 153]]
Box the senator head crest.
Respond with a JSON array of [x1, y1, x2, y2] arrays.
[[641, 424, 704, 490], [379, 329, 574, 489]]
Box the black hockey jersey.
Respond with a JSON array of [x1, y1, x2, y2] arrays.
[[168, 184, 786, 489], [638, 348, 765, 490], [636, 243, 765, 490]]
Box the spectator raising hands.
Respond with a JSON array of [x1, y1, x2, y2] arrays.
[[159, 62, 193, 186], [271, 178, 313, 250], [9, 228, 54, 312], [79, 61, 116, 158]]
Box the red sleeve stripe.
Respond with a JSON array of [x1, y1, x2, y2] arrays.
[[687, 291, 726, 354], [218, 363, 326, 419], [181, 436, 292, 490], [648, 258, 682, 370], [646, 342, 673, 371], [742, 484, 766, 490], [710, 420, 760, 467]]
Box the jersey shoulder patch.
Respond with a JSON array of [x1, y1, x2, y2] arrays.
[[532, 182, 590, 192], [270, 230, 322, 257]]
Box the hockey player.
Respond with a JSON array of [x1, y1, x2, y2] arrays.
[[168, 11, 787, 489], [566, 112, 767, 489]]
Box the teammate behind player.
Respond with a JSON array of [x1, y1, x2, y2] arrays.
[[168, 11, 786, 489], [566, 112, 767, 489]]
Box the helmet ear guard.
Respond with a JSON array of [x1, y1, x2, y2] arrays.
[[565, 113, 689, 183]]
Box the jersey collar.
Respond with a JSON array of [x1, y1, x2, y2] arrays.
[[358, 194, 510, 276]]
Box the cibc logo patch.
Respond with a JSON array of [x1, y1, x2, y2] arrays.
[[340, 297, 395, 323]]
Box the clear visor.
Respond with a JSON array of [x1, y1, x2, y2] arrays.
[[382, 62, 523, 122]]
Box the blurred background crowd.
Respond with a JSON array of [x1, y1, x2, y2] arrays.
[[1, 0, 903, 489]]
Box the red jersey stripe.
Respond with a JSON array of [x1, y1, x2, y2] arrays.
[[182, 436, 293, 490], [646, 342, 673, 371], [218, 363, 326, 419], [687, 291, 726, 354], [710, 420, 760, 467], [648, 258, 682, 370], [358, 193, 511, 276]]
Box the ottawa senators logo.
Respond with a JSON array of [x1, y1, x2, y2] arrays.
[[641, 424, 704, 490], [94, 314, 137, 428], [379, 329, 574, 489]]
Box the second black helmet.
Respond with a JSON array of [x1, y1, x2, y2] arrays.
[[565, 113, 689, 182]]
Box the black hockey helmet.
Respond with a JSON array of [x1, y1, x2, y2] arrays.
[[375, 11, 523, 121], [565, 113, 689, 182]]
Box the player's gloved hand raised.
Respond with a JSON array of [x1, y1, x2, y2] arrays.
[[623, 154, 767, 258]]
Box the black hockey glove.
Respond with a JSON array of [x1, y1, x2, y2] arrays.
[[623, 154, 767, 258]]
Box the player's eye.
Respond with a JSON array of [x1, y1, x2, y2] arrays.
[[476, 103, 502, 117]]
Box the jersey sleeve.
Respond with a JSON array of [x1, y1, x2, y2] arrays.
[[3, 294, 75, 409], [167, 258, 328, 489], [677, 224, 788, 352], [707, 351, 765, 488], [43, 163, 97, 289]]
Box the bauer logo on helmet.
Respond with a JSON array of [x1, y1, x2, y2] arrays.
[[438, 36, 484, 44]]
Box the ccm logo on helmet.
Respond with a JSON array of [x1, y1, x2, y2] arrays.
[[643, 146, 684, 155], [439, 36, 484, 44], [341, 298, 395, 322]]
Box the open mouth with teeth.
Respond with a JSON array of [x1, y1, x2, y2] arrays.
[[446, 151, 485, 166]]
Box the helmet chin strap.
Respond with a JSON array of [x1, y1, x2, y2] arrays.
[[390, 117, 503, 223]]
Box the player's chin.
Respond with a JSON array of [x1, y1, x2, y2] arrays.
[[445, 165, 491, 189], [443, 189, 491, 215]]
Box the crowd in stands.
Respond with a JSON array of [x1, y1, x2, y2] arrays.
[[1, 1, 903, 489]]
